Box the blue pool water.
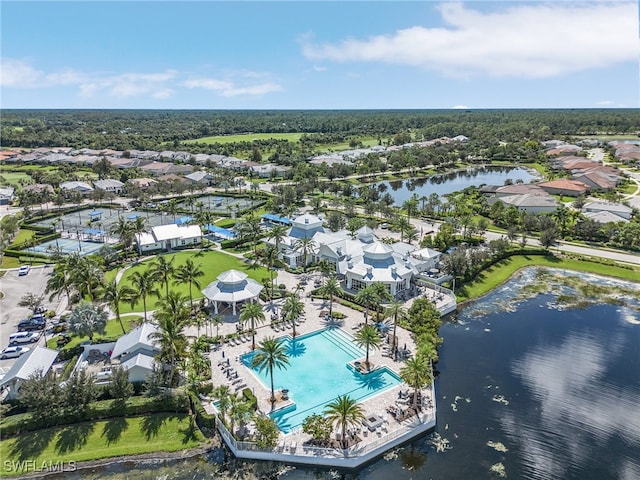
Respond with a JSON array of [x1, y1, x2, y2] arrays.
[[241, 327, 402, 433]]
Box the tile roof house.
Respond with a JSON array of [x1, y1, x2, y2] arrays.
[[0, 347, 59, 399], [184, 171, 214, 185], [93, 179, 125, 193], [537, 179, 590, 197]]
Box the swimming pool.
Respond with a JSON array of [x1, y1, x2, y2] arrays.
[[241, 327, 402, 433]]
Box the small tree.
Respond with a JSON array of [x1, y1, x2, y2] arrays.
[[18, 292, 45, 312], [65, 369, 99, 414], [108, 366, 134, 405], [254, 415, 279, 449], [302, 413, 332, 446], [68, 301, 108, 342], [18, 369, 64, 420]]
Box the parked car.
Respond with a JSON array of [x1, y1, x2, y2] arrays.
[[381, 223, 388, 229], [17, 316, 46, 331], [0, 346, 30, 359], [9, 331, 41, 345], [18, 265, 30, 276]]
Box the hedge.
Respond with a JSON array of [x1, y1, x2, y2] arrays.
[[189, 391, 216, 429]]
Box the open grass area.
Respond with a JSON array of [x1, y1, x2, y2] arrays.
[[456, 253, 640, 303], [47, 316, 141, 350], [185, 132, 304, 144], [108, 250, 269, 314], [0, 413, 205, 477], [0, 171, 31, 186], [9, 229, 36, 248]]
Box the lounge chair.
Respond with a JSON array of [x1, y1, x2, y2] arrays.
[[289, 441, 297, 452], [234, 383, 247, 392], [277, 439, 285, 450]]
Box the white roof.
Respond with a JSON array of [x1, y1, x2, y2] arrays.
[[583, 211, 629, 224], [93, 179, 124, 189], [411, 247, 442, 260], [60, 180, 93, 191], [111, 323, 159, 359], [499, 194, 558, 208], [583, 201, 632, 215], [136, 224, 202, 245], [0, 347, 58, 387], [202, 270, 264, 303], [121, 352, 156, 371]]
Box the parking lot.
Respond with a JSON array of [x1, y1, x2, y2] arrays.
[[0, 265, 58, 371]]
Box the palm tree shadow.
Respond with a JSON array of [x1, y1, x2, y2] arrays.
[[179, 416, 200, 445], [284, 338, 306, 358], [353, 369, 387, 391], [9, 427, 56, 460], [101, 416, 129, 445], [141, 414, 168, 440], [55, 422, 95, 455]]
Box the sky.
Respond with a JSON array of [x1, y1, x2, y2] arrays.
[[1, 1, 638, 110]]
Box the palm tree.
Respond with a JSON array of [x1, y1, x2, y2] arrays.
[[386, 301, 407, 361], [101, 279, 136, 335], [319, 276, 341, 319], [354, 325, 382, 371], [211, 314, 224, 339], [212, 385, 231, 425], [130, 269, 159, 322], [251, 336, 290, 410], [393, 216, 412, 243], [355, 285, 379, 325], [261, 244, 279, 301], [45, 262, 75, 306], [72, 256, 104, 302], [400, 355, 433, 412], [150, 255, 175, 298], [267, 224, 289, 253], [109, 216, 134, 252], [239, 301, 266, 350], [294, 237, 316, 271], [67, 300, 108, 343], [282, 294, 304, 338], [130, 216, 148, 256], [174, 257, 204, 311], [370, 282, 393, 320], [151, 291, 190, 385], [402, 193, 420, 224], [323, 395, 365, 449]]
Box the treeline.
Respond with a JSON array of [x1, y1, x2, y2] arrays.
[[1, 109, 638, 152]]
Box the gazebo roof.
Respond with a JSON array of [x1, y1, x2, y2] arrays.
[[202, 270, 263, 304]]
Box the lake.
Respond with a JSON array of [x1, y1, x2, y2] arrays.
[[55, 268, 640, 480], [373, 166, 539, 205]]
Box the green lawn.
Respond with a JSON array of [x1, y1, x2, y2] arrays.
[[0, 171, 31, 186], [9, 229, 36, 248], [0, 413, 205, 477], [47, 317, 141, 350], [456, 254, 640, 303], [109, 250, 269, 314], [185, 132, 304, 144]]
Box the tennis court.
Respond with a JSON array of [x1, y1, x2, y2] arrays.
[[176, 195, 256, 214], [29, 238, 107, 256], [30, 207, 169, 232]]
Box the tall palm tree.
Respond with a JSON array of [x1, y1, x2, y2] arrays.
[[174, 257, 204, 311], [268, 224, 289, 253], [355, 285, 379, 325], [45, 262, 75, 306], [151, 291, 190, 385], [370, 282, 393, 320], [251, 336, 290, 410], [294, 237, 316, 271], [319, 276, 341, 318], [212, 385, 231, 425], [130, 269, 159, 322], [354, 324, 382, 371], [323, 395, 365, 449], [282, 294, 304, 338], [393, 216, 412, 243], [130, 216, 148, 256], [386, 300, 407, 361], [402, 193, 420, 224], [239, 301, 266, 350], [261, 244, 279, 301], [150, 255, 175, 298], [72, 256, 105, 302], [101, 279, 136, 334], [109, 216, 134, 252], [400, 355, 433, 412]]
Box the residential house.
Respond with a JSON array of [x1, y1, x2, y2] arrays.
[[537, 179, 590, 197], [582, 201, 633, 221], [60, 180, 94, 195], [493, 194, 559, 214], [249, 163, 290, 178], [0, 186, 15, 205], [184, 171, 214, 186], [93, 179, 125, 194], [126, 177, 158, 190]]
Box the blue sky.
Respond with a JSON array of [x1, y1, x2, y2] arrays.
[[1, 1, 638, 109]]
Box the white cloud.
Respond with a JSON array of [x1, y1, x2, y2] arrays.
[[183, 77, 283, 97], [1, 58, 44, 87], [301, 2, 639, 78], [452, 104, 469, 109], [313, 66, 327, 72], [595, 100, 614, 106]]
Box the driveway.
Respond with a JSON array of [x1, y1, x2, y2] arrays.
[[0, 265, 57, 371]]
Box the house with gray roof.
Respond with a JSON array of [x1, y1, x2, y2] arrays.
[[493, 193, 559, 214], [93, 179, 124, 194], [110, 323, 160, 383], [582, 201, 633, 221], [0, 187, 15, 205], [60, 180, 94, 195], [0, 347, 58, 399]]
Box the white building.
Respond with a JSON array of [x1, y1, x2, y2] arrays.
[[110, 323, 160, 383], [202, 270, 264, 315], [582, 201, 633, 221], [60, 180, 94, 195], [0, 347, 58, 399], [135, 224, 202, 253], [266, 214, 442, 298], [93, 179, 125, 194]]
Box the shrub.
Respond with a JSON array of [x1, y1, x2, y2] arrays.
[[242, 388, 258, 411]]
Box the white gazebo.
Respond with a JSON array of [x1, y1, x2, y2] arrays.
[[202, 270, 264, 315]]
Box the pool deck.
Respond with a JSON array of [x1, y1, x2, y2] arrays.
[[203, 282, 437, 468]]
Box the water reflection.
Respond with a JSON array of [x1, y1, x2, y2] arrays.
[[502, 330, 640, 480]]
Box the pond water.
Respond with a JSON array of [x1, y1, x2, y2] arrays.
[[373, 166, 539, 205], [54, 268, 640, 480]]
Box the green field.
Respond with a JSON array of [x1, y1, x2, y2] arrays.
[[0, 172, 31, 186], [0, 414, 205, 477], [108, 250, 269, 314], [47, 316, 141, 350], [456, 253, 640, 303], [185, 132, 304, 144]]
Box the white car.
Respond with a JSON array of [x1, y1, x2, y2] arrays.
[[9, 331, 41, 345], [0, 346, 30, 359], [18, 265, 30, 276]]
